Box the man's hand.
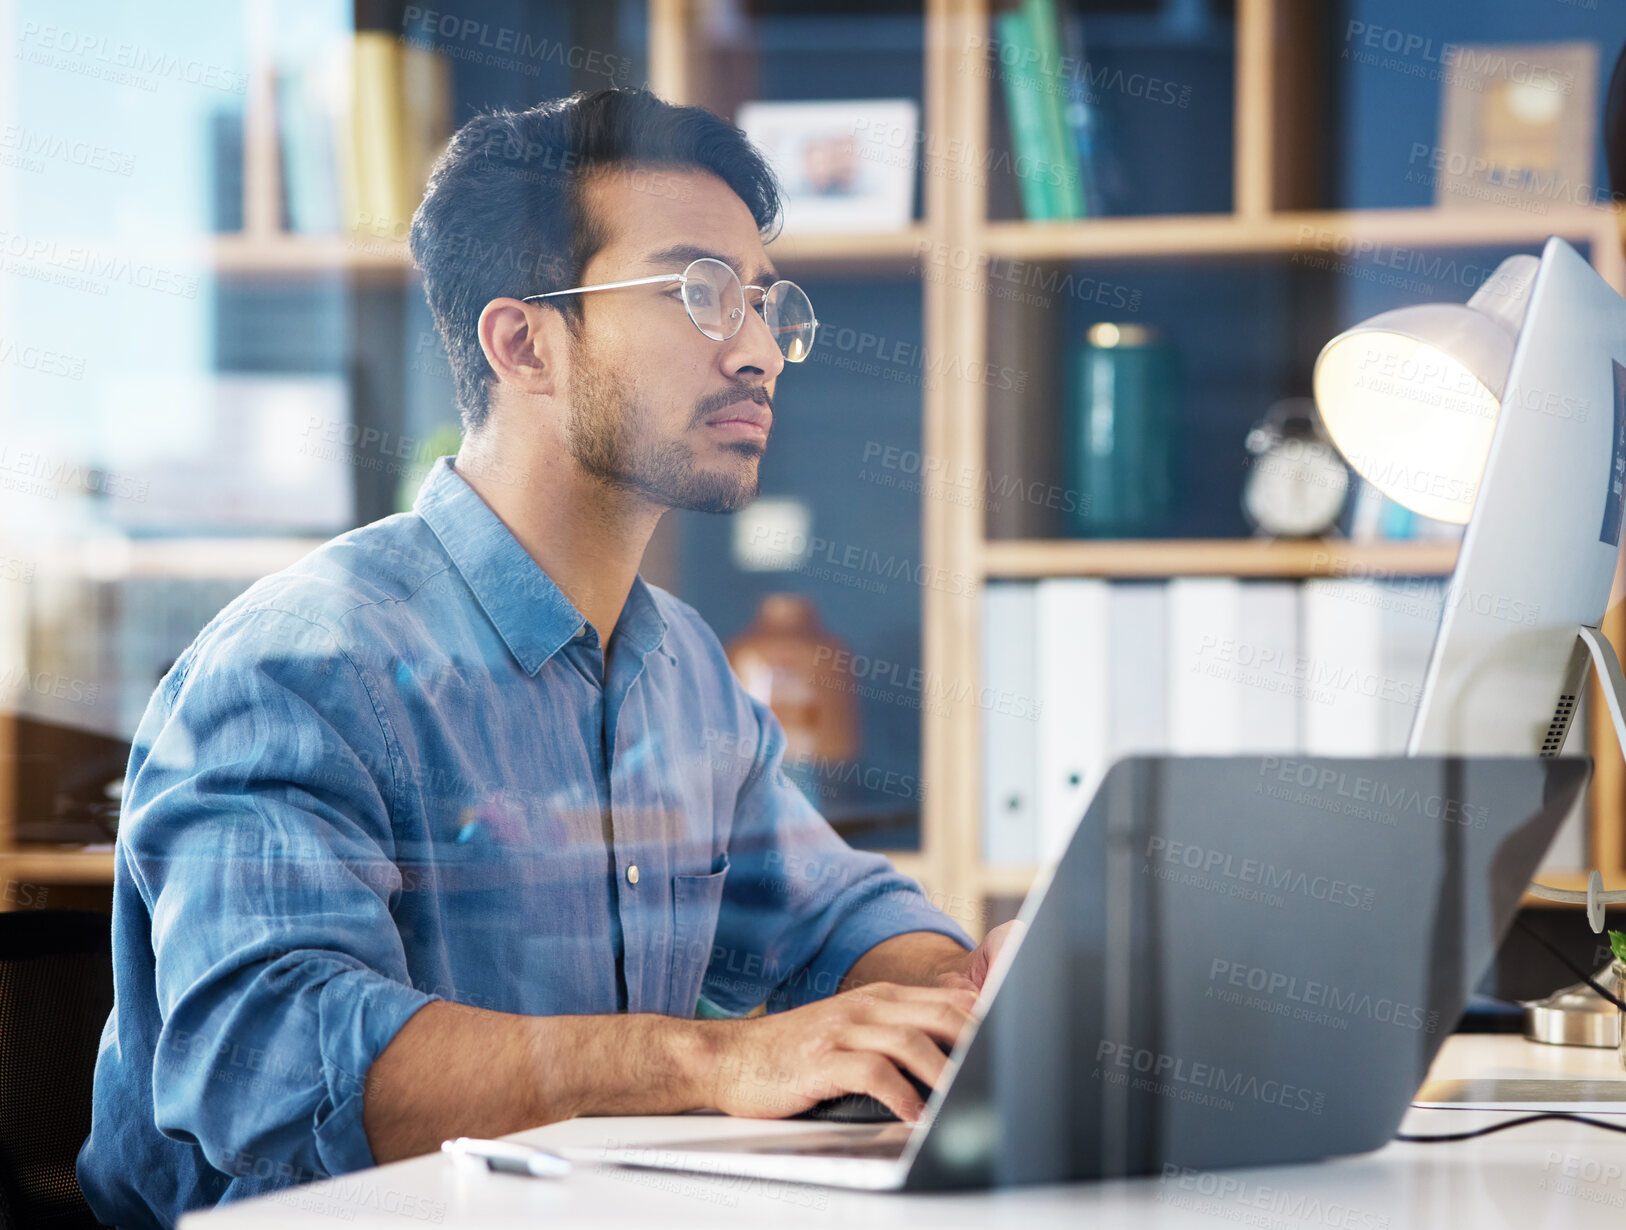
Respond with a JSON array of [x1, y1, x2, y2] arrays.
[[701, 982, 977, 1122], [364, 926, 1025, 1160], [844, 920, 1027, 997]]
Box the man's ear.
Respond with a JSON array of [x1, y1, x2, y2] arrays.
[[477, 298, 569, 400]]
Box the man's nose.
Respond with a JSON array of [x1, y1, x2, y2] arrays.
[[723, 304, 787, 380]]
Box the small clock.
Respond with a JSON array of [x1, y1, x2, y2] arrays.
[[1242, 398, 1351, 538]]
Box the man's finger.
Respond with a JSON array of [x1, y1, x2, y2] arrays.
[[827, 1052, 929, 1122], [837, 1024, 952, 1092], [848, 994, 977, 1048], [848, 982, 978, 1007]]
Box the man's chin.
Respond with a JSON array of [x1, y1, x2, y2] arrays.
[[657, 458, 759, 514]]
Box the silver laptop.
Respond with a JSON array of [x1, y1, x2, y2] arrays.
[[579, 754, 1585, 1191]]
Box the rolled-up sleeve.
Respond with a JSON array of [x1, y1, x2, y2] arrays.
[[706, 692, 973, 1015], [125, 607, 438, 1180]]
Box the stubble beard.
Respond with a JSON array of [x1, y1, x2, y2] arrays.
[[565, 346, 761, 514]]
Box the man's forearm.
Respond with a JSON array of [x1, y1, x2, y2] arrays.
[[361, 1001, 717, 1163], [843, 931, 973, 993], [362, 933, 978, 1163]]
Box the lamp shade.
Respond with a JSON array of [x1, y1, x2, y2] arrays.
[[1312, 254, 1538, 525]]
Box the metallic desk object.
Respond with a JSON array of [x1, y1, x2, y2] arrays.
[[1522, 961, 1626, 1048]]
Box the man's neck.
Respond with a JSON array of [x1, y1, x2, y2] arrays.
[[452, 443, 662, 647]]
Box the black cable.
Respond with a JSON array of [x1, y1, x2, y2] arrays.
[[1396, 920, 1626, 1143], [1399, 1113, 1626, 1143], [1511, 914, 1626, 1011]]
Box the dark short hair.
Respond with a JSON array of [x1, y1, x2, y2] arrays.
[[409, 86, 783, 433]]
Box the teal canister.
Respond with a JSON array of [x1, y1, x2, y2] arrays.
[[1063, 322, 1182, 537]]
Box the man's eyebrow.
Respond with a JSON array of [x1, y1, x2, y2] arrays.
[[643, 243, 778, 286]]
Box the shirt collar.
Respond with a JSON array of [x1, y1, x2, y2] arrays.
[[413, 456, 667, 675]]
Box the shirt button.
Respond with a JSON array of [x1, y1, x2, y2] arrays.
[[574, 624, 588, 639], [626, 865, 640, 885]]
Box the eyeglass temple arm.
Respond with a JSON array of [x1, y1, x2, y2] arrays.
[[523, 273, 683, 302]]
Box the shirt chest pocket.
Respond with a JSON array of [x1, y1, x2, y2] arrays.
[[667, 852, 729, 1019]]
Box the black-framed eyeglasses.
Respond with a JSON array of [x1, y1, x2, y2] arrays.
[[523, 256, 818, 362]]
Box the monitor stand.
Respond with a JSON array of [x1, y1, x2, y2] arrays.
[[1515, 625, 1626, 1051], [1523, 625, 1626, 931]]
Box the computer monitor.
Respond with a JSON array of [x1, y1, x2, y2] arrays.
[[1314, 235, 1626, 933], [1404, 237, 1626, 762]]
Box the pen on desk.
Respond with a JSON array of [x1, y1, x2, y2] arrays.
[[441, 1136, 572, 1177]]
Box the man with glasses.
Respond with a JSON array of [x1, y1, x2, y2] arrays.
[[79, 87, 1013, 1227]]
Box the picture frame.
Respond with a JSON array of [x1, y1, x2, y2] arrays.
[[1435, 41, 1599, 213], [735, 98, 920, 233]]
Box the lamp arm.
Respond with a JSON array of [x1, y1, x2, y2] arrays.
[[1524, 625, 1626, 931]]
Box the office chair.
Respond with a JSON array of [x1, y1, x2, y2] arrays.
[[0, 910, 113, 1230]]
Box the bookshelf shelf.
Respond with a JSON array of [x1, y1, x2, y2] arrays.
[[755, 226, 932, 271], [0, 849, 116, 884], [49, 537, 328, 581], [208, 227, 933, 278], [981, 538, 1461, 580], [211, 233, 418, 278], [980, 207, 1621, 263], [210, 206, 1625, 281], [976, 862, 1620, 912]]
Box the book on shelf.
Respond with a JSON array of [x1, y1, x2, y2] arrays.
[[1168, 577, 1241, 752], [981, 575, 1587, 875], [994, 6, 1057, 222], [1033, 578, 1110, 862], [1106, 580, 1167, 768], [994, 0, 1091, 222], [349, 33, 407, 235], [982, 583, 1039, 866], [1057, 10, 1107, 218], [1020, 0, 1084, 220], [398, 40, 455, 224], [1238, 581, 1300, 751], [206, 106, 246, 232], [273, 31, 452, 237], [1300, 579, 1387, 754], [277, 58, 343, 233]]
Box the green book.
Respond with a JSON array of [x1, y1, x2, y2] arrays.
[[1022, 0, 1085, 218], [996, 9, 1055, 221]]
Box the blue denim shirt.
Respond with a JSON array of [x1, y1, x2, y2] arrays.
[[77, 456, 970, 1229]]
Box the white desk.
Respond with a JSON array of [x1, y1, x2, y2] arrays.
[[182, 1034, 1626, 1229]]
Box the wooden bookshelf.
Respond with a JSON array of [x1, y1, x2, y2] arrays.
[[901, 0, 1626, 933], [982, 538, 1460, 580]]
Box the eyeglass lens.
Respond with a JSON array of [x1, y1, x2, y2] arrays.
[[681, 258, 816, 362]]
